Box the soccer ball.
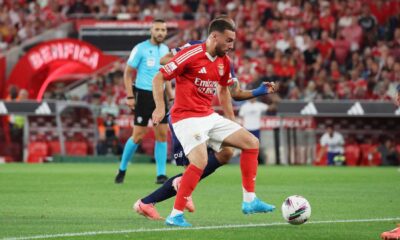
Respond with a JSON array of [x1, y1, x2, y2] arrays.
[[281, 195, 311, 225]]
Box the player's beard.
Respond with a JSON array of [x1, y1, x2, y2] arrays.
[[215, 44, 228, 57]]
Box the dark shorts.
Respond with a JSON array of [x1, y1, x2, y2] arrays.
[[134, 87, 168, 126], [168, 115, 189, 166]]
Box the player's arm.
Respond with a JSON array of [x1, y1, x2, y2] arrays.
[[124, 64, 136, 109], [161, 41, 203, 65], [153, 47, 189, 124], [160, 52, 174, 65], [165, 81, 174, 101], [152, 72, 167, 125], [218, 85, 235, 121], [229, 80, 277, 101]]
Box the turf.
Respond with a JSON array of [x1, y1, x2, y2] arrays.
[[0, 163, 399, 240]]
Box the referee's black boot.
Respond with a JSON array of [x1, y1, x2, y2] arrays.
[[115, 170, 126, 184], [156, 175, 168, 184]]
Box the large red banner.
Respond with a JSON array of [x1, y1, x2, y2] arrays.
[[6, 38, 120, 100]]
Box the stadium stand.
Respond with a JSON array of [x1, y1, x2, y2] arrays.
[[0, 0, 399, 165]]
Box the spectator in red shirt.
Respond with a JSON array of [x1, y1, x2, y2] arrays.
[[369, 0, 392, 26], [316, 30, 333, 62], [319, 2, 335, 32], [329, 60, 342, 82], [333, 32, 350, 65], [342, 16, 363, 52]]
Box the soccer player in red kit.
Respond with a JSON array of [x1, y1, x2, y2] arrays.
[[152, 18, 275, 227]]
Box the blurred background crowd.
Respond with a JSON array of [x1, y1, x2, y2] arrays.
[[1, 0, 399, 165]]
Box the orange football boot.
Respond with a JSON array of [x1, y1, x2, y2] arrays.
[[381, 224, 400, 240], [133, 200, 163, 220]]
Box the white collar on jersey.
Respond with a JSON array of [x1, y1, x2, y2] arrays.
[[205, 52, 217, 62]]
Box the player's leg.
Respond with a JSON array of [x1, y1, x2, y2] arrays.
[[115, 126, 148, 183], [154, 123, 169, 184], [166, 142, 208, 227], [222, 127, 275, 214], [136, 147, 227, 217], [134, 120, 184, 220]]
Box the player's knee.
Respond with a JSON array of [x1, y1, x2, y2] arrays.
[[216, 148, 233, 165], [192, 159, 207, 169], [245, 135, 259, 149]]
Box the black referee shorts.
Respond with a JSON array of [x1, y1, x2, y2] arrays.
[[134, 87, 168, 126]]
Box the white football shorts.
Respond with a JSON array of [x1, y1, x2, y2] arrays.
[[172, 113, 242, 155]]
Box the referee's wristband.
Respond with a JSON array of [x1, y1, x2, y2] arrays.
[[127, 96, 135, 100]]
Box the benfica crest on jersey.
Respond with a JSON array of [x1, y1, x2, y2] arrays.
[[218, 64, 224, 76]]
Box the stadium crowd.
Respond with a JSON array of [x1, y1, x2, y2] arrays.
[[2, 0, 400, 104], [1, 1, 400, 165]]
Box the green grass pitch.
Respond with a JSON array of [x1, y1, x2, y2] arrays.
[[0, 163, 399, 240]]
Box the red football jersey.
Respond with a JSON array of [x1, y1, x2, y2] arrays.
[[160, 43, 232, 123]]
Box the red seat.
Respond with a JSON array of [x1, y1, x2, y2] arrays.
[[48, 141, 61, 155], [344, 144, 361, 166], [65, 141, 88, 156], [359, 144, 381, 166], [27, 141, 49, 163]]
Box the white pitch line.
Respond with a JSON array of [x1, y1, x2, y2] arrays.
[[2, 217, 400, 240]]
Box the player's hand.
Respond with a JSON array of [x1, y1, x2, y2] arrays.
[[264, 82, 277, 94], [152, 107, 165, 126], [126, 98, 135, 110]]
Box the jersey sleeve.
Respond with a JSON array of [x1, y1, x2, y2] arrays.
[[171, 40, 203, 56], [127, 45, 141, 69], [160, 46, 198, 81]]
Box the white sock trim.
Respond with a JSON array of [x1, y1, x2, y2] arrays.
[[170, 208, 183, 217], [243, 187, 256, 203]]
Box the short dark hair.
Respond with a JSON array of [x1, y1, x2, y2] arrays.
[[208, 19, 235, 35], [214, 15, 236, 28], [153, 19, 165, 24], [215, 15, 229, 20]]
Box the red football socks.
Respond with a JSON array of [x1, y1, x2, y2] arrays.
[[240, 148, 259, 192], [173, 164, 203, 211]]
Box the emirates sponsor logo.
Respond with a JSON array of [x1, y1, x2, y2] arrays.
[[194, 78, 218, 95]]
